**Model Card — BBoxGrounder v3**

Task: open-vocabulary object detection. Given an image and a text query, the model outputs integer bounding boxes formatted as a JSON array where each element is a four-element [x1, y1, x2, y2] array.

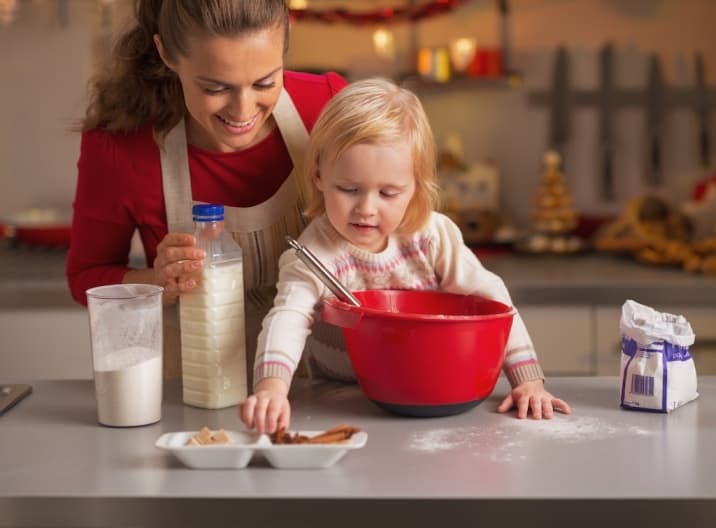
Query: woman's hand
[[239, 378, 291, 434], [497, 379, 571, 419], [153, 232, 205, 305]]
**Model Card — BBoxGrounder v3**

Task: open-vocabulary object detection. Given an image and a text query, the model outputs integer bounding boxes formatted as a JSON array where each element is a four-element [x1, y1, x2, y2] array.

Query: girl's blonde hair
[[303, 78, 439, 234], [80, 0, 288, 138]]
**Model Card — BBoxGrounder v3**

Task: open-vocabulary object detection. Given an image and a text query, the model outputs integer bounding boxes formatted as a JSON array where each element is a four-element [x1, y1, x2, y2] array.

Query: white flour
[[94, 346, 162, 427], [410, 428, 481, 453], [408, 416, 653, 462]]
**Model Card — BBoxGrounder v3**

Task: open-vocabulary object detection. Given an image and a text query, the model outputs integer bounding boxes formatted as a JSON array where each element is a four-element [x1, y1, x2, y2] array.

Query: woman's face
[[157, 24, 285, 153]]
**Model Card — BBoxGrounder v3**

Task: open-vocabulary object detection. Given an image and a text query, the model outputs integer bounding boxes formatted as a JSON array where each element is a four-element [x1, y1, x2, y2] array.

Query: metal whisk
[[285, 236, 361, 307]]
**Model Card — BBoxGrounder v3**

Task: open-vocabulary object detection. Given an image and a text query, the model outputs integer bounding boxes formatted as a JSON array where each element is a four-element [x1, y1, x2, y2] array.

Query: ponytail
[[80, 0, 184, 136]]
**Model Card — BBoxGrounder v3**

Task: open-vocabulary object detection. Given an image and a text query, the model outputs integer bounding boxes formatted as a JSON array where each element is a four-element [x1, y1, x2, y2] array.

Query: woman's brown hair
[[80, 0, 289, 138]]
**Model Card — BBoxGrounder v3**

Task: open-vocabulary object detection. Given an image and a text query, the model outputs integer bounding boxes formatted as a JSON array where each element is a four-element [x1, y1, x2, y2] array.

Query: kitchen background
[[1, 0, 715, 381], [2, 0, 716, 221]]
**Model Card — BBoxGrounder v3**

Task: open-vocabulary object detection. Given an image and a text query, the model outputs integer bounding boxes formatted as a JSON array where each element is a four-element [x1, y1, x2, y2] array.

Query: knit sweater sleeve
[[253, 245, 329, 390], [428, 213, 544, 387]]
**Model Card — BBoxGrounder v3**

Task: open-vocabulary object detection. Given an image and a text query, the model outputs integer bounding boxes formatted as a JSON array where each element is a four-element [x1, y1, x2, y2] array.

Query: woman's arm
[[66, 131, 140, 305], [66, 130, 204, 306]]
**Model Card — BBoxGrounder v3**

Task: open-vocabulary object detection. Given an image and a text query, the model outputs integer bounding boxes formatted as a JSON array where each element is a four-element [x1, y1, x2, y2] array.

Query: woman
[[66, 0, 347, 378]]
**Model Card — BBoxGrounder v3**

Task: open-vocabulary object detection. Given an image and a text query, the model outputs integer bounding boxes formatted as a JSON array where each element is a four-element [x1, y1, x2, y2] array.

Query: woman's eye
[[381, 190, 400, 198], [255, 81, 276, 90], [202, 86, 228, 95]]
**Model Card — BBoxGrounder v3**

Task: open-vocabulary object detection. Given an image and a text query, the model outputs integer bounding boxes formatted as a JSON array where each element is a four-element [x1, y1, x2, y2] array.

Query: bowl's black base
[[371, 398, 484, 418]]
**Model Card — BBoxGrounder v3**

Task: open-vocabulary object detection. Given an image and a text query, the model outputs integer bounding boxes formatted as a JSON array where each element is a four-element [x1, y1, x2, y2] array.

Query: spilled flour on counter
[[408, 416, 653, 461], [409, 428, 481, 453]]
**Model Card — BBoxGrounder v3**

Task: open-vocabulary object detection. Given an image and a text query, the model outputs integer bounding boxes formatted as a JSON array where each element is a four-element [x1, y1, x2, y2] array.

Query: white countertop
[[1, 377, 714, 527]]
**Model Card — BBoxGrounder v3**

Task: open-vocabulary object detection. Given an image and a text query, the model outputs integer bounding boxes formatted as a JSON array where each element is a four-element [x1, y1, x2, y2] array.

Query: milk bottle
[[179, 204, 247, 409]]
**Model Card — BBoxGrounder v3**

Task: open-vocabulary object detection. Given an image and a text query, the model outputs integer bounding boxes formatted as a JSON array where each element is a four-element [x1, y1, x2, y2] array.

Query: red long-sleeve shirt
[[67, 71, 347, 305]]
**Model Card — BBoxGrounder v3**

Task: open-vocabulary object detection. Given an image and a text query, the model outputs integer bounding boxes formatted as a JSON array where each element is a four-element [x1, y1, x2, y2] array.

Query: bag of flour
[[619, 299, 698, 412]]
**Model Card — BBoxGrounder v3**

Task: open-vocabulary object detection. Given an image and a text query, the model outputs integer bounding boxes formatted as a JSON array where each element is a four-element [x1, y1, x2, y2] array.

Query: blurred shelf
[[400, 72, 524, 93]]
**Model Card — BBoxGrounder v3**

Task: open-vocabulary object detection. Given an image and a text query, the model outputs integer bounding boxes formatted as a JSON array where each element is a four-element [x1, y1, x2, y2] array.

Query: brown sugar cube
[[211, 429, 230, 444], [185, 426, 231, 445], [195, 426, 212, 444]]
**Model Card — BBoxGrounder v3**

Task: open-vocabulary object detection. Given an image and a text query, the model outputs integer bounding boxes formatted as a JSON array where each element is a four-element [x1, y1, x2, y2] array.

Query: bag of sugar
[[619, 299, 698, 412]]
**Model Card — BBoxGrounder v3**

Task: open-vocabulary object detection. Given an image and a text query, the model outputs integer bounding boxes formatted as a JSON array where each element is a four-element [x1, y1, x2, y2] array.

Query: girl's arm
[[430, 213, 570, 418], [241, 248, 327, 433], [430, 213, 543, 386]]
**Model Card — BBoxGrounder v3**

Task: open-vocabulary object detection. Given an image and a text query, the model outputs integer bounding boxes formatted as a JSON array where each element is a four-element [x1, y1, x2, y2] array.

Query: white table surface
[[1, 376, 714, 527]]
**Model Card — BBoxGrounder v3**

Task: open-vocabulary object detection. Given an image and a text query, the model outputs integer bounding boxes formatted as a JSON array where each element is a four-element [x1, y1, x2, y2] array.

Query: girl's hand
[[239, 378, 291, 434], [496, 379, 571, 419], [153, 232, 205, 305]]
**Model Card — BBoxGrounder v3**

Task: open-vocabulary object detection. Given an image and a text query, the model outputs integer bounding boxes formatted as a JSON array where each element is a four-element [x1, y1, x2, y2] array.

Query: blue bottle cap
[[192, 204, 224, 221]]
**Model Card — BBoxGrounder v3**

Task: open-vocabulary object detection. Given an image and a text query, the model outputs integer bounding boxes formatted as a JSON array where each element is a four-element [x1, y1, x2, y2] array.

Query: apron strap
[[273, 88, 310, 204], [157, 88, 311, 381], [160, 88, 309, 232], [160, 118, 194, 234]]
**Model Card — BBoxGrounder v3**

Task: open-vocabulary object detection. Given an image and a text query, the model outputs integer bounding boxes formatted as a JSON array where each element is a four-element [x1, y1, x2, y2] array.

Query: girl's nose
[[354, 194, 377, 217]]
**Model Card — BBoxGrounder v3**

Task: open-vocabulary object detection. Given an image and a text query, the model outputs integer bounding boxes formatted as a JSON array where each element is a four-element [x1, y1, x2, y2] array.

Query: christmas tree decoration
[[517, 150, 585, 254]]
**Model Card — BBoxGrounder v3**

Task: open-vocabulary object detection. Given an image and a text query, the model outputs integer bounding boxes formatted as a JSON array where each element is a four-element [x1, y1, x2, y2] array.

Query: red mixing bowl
[[322, 290, 515, 417]]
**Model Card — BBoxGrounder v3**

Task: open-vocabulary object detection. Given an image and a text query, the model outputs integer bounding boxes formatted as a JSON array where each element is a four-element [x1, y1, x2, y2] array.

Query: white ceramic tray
[[155, 429, 368, 470], [155, 430, 265, 469], [260, 430, 368, 469]]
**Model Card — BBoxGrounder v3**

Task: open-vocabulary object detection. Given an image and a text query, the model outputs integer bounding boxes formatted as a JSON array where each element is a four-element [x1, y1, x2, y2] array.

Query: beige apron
[[159, 89, 310, 384]]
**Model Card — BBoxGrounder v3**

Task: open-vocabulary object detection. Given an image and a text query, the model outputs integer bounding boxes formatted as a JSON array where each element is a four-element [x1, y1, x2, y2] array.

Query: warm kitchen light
[[289, 0, 308, 10], [417, 47, 432, 76], [0, 0, 17, 26], [372, 28, 395, 60], [449, 37, 477, 73]]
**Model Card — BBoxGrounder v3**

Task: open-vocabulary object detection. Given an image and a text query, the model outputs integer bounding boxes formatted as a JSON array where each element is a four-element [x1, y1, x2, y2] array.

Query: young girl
[[240, 78, 571, 432]]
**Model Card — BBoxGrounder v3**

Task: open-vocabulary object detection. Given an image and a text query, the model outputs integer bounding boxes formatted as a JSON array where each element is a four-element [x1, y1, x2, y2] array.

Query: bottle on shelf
[[179, 204, 247, 409]]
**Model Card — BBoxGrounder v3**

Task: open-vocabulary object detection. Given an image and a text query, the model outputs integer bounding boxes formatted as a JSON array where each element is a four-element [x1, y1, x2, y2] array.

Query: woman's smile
[[216, 113, 258, 135]]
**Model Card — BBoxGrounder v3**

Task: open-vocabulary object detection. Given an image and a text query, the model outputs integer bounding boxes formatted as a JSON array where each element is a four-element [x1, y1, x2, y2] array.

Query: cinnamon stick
[[270, 425, 360, 445]]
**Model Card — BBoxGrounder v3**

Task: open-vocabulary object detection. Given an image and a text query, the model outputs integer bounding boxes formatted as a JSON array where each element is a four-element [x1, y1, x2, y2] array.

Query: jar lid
[[192, 204, 224, 221]]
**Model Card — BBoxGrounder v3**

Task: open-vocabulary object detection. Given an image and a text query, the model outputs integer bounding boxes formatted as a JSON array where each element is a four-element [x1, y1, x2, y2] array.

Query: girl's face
[[157, 24, 285, 153], [315, 141, 416, 253]]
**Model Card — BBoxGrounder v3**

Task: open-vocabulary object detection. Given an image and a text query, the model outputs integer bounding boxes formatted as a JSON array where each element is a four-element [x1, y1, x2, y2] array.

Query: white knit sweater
[[254, 212, 544, 389]]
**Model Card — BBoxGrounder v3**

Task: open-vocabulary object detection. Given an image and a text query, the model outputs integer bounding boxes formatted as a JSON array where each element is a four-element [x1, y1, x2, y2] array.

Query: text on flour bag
[[179, 204, 247, 409]]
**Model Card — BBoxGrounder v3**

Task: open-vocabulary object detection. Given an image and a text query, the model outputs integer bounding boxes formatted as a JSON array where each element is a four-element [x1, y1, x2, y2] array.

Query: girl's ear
[[313, 169, 324, 192], [153, 34, 176, 72]]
